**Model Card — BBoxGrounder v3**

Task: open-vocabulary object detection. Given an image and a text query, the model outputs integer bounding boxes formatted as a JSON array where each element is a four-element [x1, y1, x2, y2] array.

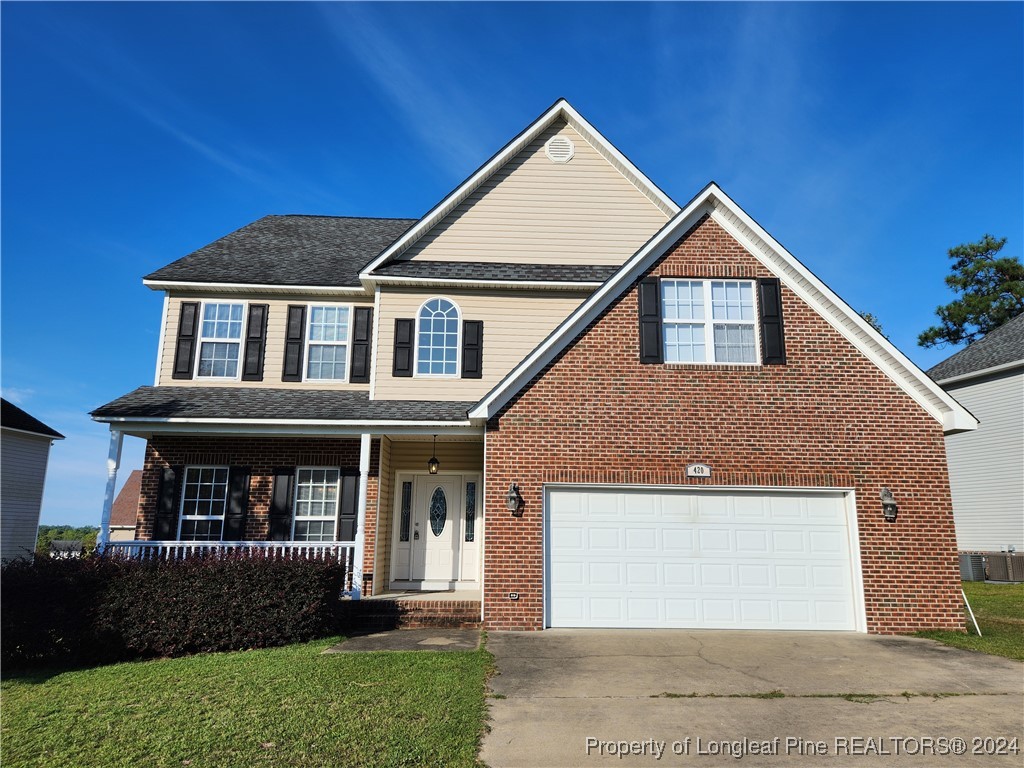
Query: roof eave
[[142, 279, 370, 296]]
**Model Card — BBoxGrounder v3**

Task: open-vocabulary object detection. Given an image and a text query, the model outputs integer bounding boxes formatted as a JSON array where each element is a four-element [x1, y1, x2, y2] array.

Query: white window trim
[[413, 296, 462, 379], [194, 300, 248, 381], [302, 303, 353, 383], [662, 278, 761, 366], [291, 466, 342, 542], [177, 465, 230, 541]]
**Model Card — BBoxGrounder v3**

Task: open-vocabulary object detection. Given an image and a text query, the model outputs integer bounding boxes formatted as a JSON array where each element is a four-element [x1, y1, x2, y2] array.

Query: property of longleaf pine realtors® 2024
[[583, 735, 1017, 759]]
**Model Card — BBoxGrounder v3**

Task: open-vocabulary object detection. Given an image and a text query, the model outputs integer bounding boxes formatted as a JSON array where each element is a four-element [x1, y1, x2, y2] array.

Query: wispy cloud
[[19, 8, 349, 211], [1, 387, 35, 405], [318, 4, 491, 174]]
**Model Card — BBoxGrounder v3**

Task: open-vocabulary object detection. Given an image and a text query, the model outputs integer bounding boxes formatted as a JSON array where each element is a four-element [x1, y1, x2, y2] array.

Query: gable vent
[[545, 136, 575, 163]]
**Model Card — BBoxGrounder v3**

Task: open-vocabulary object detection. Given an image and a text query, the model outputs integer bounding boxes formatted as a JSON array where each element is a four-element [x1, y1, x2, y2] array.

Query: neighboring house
[[109, 470, 142, 541], [1, 399, 64, 562], [91, 100, 977, 634], [927, 313, 1024, 553]]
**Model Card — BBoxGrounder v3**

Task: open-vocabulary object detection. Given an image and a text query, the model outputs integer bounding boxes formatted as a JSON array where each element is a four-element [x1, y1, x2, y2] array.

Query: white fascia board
[[703, 187, 977, 435], [470, 183, 978, 436], [363, 275, 603, 291], [0, 426, 65, 441], [935, 359, 1024, 387], [359, 99, 679, 280], [90, 417, 485, 439], [143, 279, 370, 297], [469, 191, 715, 420]]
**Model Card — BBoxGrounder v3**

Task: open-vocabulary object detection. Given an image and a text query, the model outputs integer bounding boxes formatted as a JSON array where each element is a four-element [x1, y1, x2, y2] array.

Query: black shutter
[[392, 318, 414, 377], [349, 307, 373, 384], [269, 468, 296, 541], [638, 278, 663, 364], [282, 305, 307, 382], [757, 278, 787, 365], [337, 472, 359, 542], [154, 465, 183, 540], [461, 320, 483, 379], [171, 302, 200, 379], [241, 304, 269, 381], [223, 467, 251, 541]]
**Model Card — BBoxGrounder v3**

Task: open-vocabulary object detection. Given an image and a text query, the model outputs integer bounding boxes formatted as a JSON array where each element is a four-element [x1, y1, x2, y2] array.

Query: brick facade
[[482, 215, 964, 634], [137, 436, 380, 593]]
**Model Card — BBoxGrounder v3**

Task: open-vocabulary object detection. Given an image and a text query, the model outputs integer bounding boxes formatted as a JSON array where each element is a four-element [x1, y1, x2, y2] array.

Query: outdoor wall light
[[881, 487, 898, 522], [427, 434, 439, 475], [506, 483, 524, 516]]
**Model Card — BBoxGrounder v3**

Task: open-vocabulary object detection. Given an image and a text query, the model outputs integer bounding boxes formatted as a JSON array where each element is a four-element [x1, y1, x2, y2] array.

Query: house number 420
[[686, 463, 712, 478]]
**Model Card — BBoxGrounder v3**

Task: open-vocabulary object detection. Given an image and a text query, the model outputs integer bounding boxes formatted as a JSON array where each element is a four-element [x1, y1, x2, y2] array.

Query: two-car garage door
[[546, 487, 863, 631]]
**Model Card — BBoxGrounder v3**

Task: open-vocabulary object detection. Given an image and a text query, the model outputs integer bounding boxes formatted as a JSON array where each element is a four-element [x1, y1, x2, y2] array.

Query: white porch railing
[[103, 541, 356, 587]]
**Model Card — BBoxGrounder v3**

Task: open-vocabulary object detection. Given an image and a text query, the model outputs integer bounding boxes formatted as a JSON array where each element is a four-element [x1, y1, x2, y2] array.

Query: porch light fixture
[[427, 434, 440, 475], [506, 483, 524, 516], [881, 487, 898, 522]]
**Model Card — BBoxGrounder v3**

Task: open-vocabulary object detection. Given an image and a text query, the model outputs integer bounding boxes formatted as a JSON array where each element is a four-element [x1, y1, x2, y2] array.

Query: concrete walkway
[[481, 630, 1023, 767], [324, 628, 480, 653]]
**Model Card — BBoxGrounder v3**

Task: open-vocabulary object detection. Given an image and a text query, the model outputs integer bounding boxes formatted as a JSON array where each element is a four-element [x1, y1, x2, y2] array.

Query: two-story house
[[92, 100, 976, 633]]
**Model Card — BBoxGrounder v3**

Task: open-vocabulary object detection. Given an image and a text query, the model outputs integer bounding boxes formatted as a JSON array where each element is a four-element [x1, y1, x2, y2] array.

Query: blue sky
[[2, 2, 1022, 527]]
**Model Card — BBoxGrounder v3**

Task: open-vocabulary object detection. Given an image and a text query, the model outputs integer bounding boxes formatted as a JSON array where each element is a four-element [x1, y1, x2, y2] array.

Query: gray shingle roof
[[371, 260, 617, 283], [1, 399, 63, 438], [927, 313, 1024, 381], [91, 387, 474, 422], [145, 215, 416, 287]]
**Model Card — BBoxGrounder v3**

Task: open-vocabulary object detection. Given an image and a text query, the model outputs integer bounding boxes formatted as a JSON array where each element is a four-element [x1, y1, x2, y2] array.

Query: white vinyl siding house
[[941, 369, 1024, 552], [1, 401, 63, 562]]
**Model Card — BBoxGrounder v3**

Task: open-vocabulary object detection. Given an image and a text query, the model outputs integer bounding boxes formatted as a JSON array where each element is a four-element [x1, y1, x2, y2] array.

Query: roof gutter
[[934, 359, 1024, 387], [143, 279, 370, 296]]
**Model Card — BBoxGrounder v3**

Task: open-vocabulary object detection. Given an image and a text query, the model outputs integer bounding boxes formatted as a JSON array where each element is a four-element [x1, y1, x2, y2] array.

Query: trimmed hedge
[[1, 554, 346, 667]]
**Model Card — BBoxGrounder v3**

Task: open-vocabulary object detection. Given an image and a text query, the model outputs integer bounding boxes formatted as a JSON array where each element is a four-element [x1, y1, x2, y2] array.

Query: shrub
[[1, 553, 345, 668]]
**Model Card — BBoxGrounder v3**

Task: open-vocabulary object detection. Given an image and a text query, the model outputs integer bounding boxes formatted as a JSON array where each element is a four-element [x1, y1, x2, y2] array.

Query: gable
[[469, 184, 977, 434], [398, 120, 669, 266]]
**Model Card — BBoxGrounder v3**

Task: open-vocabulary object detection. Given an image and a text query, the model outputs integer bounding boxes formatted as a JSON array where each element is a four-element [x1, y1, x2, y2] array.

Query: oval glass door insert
[[429, 487, 447, 537]]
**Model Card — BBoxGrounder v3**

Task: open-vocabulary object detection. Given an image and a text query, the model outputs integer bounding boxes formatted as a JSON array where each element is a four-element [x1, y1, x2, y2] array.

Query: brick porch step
[[342, 598, 482, 631]]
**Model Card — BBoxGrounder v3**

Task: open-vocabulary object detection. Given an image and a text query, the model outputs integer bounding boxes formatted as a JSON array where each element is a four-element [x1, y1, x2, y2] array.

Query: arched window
[[416, 298, 460, 376]]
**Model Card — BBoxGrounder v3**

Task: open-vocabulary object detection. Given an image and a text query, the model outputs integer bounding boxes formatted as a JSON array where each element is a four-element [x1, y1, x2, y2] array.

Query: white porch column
[[351, 432, 371, 599], [97, 428, 124, 552]]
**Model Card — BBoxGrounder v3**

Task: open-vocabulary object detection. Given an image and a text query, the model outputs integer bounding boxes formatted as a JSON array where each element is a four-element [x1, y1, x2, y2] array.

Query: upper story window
[[197, 302, 244, 378], [662, 280, 758, 364], [178, 466, 229, 541], [306, 305, 350, 381], [416, 298, 460, 376]]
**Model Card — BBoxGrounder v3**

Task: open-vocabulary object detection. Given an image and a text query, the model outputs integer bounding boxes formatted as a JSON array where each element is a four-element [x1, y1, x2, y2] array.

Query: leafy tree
[[859, 312, 885, 336], [919, 234, 1024, 348], [35, 525, 99, 555]]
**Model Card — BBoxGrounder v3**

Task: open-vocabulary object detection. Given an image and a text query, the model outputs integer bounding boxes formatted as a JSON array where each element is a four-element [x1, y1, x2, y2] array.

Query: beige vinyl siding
[[374, 288, 588, 400], [399, 120, 669, 266], [374, 436, 393, 593], [158, 294, 373, 388], [1, 430, 54, 562], [943, 369, 1024, 551]]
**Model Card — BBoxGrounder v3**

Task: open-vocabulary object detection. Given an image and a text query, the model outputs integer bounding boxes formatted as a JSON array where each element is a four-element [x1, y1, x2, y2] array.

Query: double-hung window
[[178, 466, 229, 541], [416, 298, 460, 376], [306, 305, 350, 381], [662, 279, 758, 364], [197, 302, 244, 378], [292, 468, 341, 542]]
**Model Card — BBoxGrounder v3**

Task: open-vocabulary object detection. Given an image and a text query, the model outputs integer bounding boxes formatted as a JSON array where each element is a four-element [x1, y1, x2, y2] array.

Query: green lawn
[[916, 581, 1024, 660], [1, 637, 491, 768]]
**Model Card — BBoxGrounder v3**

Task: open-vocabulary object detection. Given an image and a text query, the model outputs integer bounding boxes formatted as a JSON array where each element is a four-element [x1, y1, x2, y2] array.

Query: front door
[[410, 475, 461, 582]]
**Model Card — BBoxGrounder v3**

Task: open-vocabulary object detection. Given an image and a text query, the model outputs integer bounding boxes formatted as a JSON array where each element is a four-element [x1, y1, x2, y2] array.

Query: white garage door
[[546, 488, 862, 631]]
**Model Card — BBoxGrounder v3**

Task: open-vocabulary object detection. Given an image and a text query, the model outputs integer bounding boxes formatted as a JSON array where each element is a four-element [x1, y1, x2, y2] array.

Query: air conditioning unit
[[959, 553, 986, 581], [985, 554, 1024, 582]]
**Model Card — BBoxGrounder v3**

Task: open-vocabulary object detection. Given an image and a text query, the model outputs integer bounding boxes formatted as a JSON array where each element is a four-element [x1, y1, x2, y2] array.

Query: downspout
[[352, 432, 371, 599], [97, 428, 124, 552]]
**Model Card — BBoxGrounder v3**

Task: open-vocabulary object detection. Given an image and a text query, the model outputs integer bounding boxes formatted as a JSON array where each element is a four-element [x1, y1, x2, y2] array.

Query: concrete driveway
[[481, 631, 1023, 767]]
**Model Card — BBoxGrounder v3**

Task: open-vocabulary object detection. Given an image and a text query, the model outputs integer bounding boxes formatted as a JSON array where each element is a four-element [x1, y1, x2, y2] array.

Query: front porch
[[98, 426, 485, 606], [343, 588, 482, 631]]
